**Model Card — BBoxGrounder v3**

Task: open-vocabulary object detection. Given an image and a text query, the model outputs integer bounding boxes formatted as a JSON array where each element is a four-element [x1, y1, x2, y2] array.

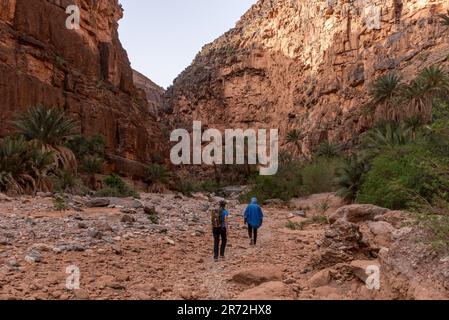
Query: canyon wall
[[0, 0, 164, 176], [133, 70, 165, 119], [165, 0, 449, 156]]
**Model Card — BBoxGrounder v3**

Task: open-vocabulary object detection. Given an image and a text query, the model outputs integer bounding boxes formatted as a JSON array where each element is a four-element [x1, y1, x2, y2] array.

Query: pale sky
[[118, 1, 257, 88]]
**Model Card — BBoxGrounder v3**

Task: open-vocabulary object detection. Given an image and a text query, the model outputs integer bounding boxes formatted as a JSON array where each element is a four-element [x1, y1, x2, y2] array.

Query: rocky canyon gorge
[[1, 0, 449, 302], [2, 0, 448, 166], [165, 0, 449, 156]]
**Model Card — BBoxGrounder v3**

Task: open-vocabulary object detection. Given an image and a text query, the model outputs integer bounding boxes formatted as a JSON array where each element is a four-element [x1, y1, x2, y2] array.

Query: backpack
[[211, 209, 223, 228]]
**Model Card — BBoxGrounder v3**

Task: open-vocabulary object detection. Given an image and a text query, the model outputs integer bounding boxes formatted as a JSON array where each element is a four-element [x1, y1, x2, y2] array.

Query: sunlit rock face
[[133, 70, 165, 119], [165, 0, 449, 156], [0, 0, 164, 176]]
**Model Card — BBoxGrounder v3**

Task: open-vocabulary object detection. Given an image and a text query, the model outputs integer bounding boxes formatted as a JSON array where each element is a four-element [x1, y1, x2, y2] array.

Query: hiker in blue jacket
[[244, 197, 264, 246]]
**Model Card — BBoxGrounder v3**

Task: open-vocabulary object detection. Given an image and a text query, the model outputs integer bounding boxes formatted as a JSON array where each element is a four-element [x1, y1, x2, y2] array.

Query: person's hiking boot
[[220, 256, 225, 261], [250, 239, 254, 246], [214, 257, 219, 262]]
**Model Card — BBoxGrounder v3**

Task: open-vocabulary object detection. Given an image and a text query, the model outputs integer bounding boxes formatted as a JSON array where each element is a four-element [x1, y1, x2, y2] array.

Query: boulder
[[313, 286, 340, 300], [232, 267, 283, 285], [109, 198, 143, 209], [329, 204, 389, 224], [121, 215, 135, 223], [85, 198, 110, 208], [350, 260, 380, 283], [320, 219, 367, 264], [366, 221, 395, 247], [236, 281, 295, 300], [374, 210, 408, 228], [308, 269, 331, 288]]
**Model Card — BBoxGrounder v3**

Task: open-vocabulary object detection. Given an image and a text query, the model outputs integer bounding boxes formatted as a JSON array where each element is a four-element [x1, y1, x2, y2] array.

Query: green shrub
[[66, 135, 106, 160], [145, 163, 170, 185], [81, 155, 104, 175], [240, 162, 303, 204], [199, 180, 221, 193], [286, 220, 303, 230], [417, 212, 449, 252], [311, 215, 329, 224], [286, 216, 329, 231], [301, 158, 342, 195], [95, 174, 139, 198], [53, 195, 68, 211], [51, 169, 89, 195], [357, 144, 449, 210]]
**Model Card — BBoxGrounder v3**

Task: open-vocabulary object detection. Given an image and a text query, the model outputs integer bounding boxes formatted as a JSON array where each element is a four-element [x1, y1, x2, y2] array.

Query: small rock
[[293, 210, 307, 217], [6, 258, 19, 268], [111, 245, 122, 255], [165, 238, 175, 246], [87, 228, 102, 239], [24, 250, 42, 263], [78, 222, 88, 229], [121, 215, 135, 223]]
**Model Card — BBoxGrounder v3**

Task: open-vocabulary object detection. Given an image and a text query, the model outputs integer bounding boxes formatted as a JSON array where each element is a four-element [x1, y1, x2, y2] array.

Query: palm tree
[[286, 129, 303, 158], [336, 155, 370, 203], [400, 66, 449, 123], [28, 146, 55, 192], [315, 141, 342, 159], [0, 136, 38, 195], [14, 105, 79, 171], [366, 73, 402, 121], [439, 10, 449, 25], [360, 121, 413, 159]]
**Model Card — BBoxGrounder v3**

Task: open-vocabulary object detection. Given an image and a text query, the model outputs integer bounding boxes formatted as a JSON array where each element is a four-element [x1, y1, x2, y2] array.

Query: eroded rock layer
[[165, 0, 449, 155], [133, 70, 165, 118], [0, 0, 164, 176]]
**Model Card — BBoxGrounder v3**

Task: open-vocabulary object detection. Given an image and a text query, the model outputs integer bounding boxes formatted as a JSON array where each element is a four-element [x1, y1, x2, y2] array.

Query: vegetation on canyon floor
[[242, 62, 449, 250]]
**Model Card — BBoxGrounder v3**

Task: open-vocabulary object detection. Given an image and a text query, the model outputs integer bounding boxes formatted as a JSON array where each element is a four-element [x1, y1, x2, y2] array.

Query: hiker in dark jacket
[[211, 200, 229, 262], [244, 197, 264, 245]]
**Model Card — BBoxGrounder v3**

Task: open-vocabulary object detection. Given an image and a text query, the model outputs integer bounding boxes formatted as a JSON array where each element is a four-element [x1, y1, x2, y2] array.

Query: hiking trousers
[[213, 227, 227, 259], [248, 225, 258, 245]]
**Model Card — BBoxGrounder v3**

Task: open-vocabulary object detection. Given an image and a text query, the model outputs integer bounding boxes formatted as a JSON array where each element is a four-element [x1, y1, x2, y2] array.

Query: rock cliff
[[133, 70, 165, 118], [165, 0, 449, 156], [0, 0, 164, 176]]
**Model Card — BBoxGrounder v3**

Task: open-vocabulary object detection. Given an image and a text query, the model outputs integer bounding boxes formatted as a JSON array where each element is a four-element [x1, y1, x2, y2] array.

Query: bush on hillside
[[95, 174, 139, 198], [357, 143, 449, 210]]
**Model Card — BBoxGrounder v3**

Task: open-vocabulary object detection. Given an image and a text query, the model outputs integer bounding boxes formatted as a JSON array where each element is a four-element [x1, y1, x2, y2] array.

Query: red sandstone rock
[[0, 0, 165, 177], [164, 0, 449, 156]]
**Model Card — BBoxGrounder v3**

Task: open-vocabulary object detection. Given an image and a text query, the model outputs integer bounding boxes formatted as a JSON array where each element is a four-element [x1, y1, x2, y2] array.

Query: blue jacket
[[244, 198, 264, 228]]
